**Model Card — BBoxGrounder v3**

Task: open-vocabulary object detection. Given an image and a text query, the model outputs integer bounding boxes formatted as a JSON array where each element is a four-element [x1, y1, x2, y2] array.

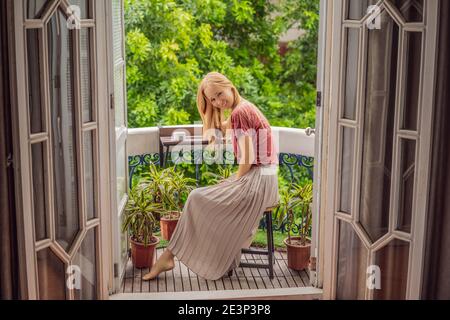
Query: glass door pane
[[73, 228, 97, 299], [31, 142, 49, 241], [26, 28, 45, 134], [359, 11, 399, 242], [336, 221, 368, 299], [48, 10, 80, 252], [374, 239, 410, 299], [26, 0, 51, 19], [37, 248, 67, 300]]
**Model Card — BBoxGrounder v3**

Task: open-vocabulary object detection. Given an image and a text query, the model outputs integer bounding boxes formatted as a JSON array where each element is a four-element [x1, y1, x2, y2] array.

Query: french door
[[12, 0, 112, 299], [322, 0, 439, 299]]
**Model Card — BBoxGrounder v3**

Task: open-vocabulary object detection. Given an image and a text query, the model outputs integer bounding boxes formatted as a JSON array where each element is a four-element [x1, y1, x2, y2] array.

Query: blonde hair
[[197, 72, 242, 143]]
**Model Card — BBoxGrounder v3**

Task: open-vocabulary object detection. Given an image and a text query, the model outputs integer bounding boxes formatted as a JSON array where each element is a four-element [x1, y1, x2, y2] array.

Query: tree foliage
[[125, 0, 319, 129]]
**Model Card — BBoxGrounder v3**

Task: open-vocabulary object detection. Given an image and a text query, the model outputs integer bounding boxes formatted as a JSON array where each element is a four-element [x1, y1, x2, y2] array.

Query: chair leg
[[227, 269, 233, 277], [270, 213, 275, 265], [266, 211, 274, 279]]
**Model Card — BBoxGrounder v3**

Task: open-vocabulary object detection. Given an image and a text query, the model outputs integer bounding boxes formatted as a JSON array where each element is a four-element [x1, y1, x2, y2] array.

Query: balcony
[[116, 125, 320, 299]]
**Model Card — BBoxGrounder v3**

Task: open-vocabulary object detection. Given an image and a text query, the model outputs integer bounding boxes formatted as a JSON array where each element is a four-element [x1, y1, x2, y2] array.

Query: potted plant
[[202, 164, 236, 185], [122, 186, 162, 269], [278, 181, 313, 271], [159, 166, 195, 241], [139, 163, 195, 241], [137, 163, 167, 221]]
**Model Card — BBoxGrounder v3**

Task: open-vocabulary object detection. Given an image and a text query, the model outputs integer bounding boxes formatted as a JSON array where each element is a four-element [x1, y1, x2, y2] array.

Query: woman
[[143, 72, 279, 281]]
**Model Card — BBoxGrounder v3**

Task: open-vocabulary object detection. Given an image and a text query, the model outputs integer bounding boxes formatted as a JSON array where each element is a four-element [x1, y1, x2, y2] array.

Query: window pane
[[48, 11, 80, 251], [359, 12, 399, 242], [112, 0, 126, 128], [397, 139, 416, 233], [31, 143, 48, 241], [394, 0, 424, 22], [117, 142, 126, 204], [26, 0, 51, 19], [112, 0, 124, 63], [346, 0, 378, 20], [114, 65, 125, 127], [374, 239, 410, 300], [80, 28, 93, 123], [339, 126, 355, 214], [336, 220, 367, 300], [120, 213, 128, 267], [27, 29, 44, 134], [73, 228, 97, 299], [84, 131, 96, 220], [401, 32, 422, 131], [69, 0, 91, 19], [343, 28, 359, 120], [37, 248, 66, 300]]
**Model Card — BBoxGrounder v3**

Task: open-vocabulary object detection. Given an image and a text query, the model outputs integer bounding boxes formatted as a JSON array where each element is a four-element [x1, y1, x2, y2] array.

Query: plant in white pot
[[122, 186, 162, 269], [277, 181, 313, 271]]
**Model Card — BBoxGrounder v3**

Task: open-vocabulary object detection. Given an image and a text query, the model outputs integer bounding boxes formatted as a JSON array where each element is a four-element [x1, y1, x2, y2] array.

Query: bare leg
[[142, 248, 175, 281]]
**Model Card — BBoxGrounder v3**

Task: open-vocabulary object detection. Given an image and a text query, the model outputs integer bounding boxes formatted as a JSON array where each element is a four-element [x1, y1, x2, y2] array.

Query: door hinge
[[55, 75, 61, 89], [316, 91, 322, 108], [113, 263, 119, 278], [110, 94, 115, 110], [6, 153, 13, 168]]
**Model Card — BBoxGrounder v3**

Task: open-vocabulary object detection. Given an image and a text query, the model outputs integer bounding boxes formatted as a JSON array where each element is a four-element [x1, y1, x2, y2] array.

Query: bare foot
[[142, 251, 175, 281]]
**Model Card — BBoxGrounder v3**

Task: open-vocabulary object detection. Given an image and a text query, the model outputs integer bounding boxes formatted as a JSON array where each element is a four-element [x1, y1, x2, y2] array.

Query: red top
[[230, 101, 278, 166]]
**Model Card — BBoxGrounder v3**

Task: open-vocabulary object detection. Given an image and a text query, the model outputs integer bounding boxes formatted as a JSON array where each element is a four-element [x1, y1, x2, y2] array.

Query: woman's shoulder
[[231, 99, 256, 116]]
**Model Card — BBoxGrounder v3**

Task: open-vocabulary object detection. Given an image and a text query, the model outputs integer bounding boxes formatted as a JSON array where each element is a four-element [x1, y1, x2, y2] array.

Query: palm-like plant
[[276, 181, 314, 246], [139, 163, 196, 219], [296, 182, 313, 246], [122, 188, 162, 246], [137, 163, 167, 204], [159, 166, 196, 218], [203, 165, 236, 185]]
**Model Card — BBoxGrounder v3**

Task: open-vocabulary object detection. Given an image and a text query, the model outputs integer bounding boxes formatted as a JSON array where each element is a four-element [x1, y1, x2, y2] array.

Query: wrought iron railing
[[128, 151, 314, 233]]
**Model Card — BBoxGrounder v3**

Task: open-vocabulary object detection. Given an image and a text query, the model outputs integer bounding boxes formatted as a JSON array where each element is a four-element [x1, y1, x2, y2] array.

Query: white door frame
[[322, 0, 439, 299], [95, 0, 115, 298], [104, 0, 129, 294], [312, 0, 333, 289]]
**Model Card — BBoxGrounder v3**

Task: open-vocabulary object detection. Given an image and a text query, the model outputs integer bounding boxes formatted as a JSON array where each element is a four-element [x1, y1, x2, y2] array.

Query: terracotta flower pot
[[160, 211, 180, 241], [130, 236, 160, 269], [284, 236, 311, 271]]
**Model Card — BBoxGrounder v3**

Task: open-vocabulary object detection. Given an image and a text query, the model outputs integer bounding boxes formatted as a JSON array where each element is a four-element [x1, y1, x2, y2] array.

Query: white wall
[[127, 126, 315, 157]]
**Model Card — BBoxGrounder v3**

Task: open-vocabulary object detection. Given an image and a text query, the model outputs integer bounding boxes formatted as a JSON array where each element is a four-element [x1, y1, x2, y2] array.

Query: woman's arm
[[236, 135, 255, 179]]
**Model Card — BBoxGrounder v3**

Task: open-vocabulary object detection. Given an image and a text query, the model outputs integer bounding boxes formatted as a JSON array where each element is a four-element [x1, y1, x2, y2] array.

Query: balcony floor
[[121, 247, 310, 293]]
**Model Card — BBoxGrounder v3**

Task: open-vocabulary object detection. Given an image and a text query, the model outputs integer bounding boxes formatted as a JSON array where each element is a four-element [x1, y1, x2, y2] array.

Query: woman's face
[[204, 83, 235, 110]]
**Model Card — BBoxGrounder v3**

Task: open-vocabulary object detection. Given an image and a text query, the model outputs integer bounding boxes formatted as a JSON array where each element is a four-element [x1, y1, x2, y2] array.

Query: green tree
[[125, 0, 319, 129]]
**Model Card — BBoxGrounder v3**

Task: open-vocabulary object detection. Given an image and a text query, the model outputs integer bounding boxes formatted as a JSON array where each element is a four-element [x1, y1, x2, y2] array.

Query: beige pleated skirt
[[166, 164, 279, 280]]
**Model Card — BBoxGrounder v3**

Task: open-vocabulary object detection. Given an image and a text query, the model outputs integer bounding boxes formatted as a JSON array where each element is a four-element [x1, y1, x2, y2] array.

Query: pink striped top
[[230, 101, 278, 166]]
